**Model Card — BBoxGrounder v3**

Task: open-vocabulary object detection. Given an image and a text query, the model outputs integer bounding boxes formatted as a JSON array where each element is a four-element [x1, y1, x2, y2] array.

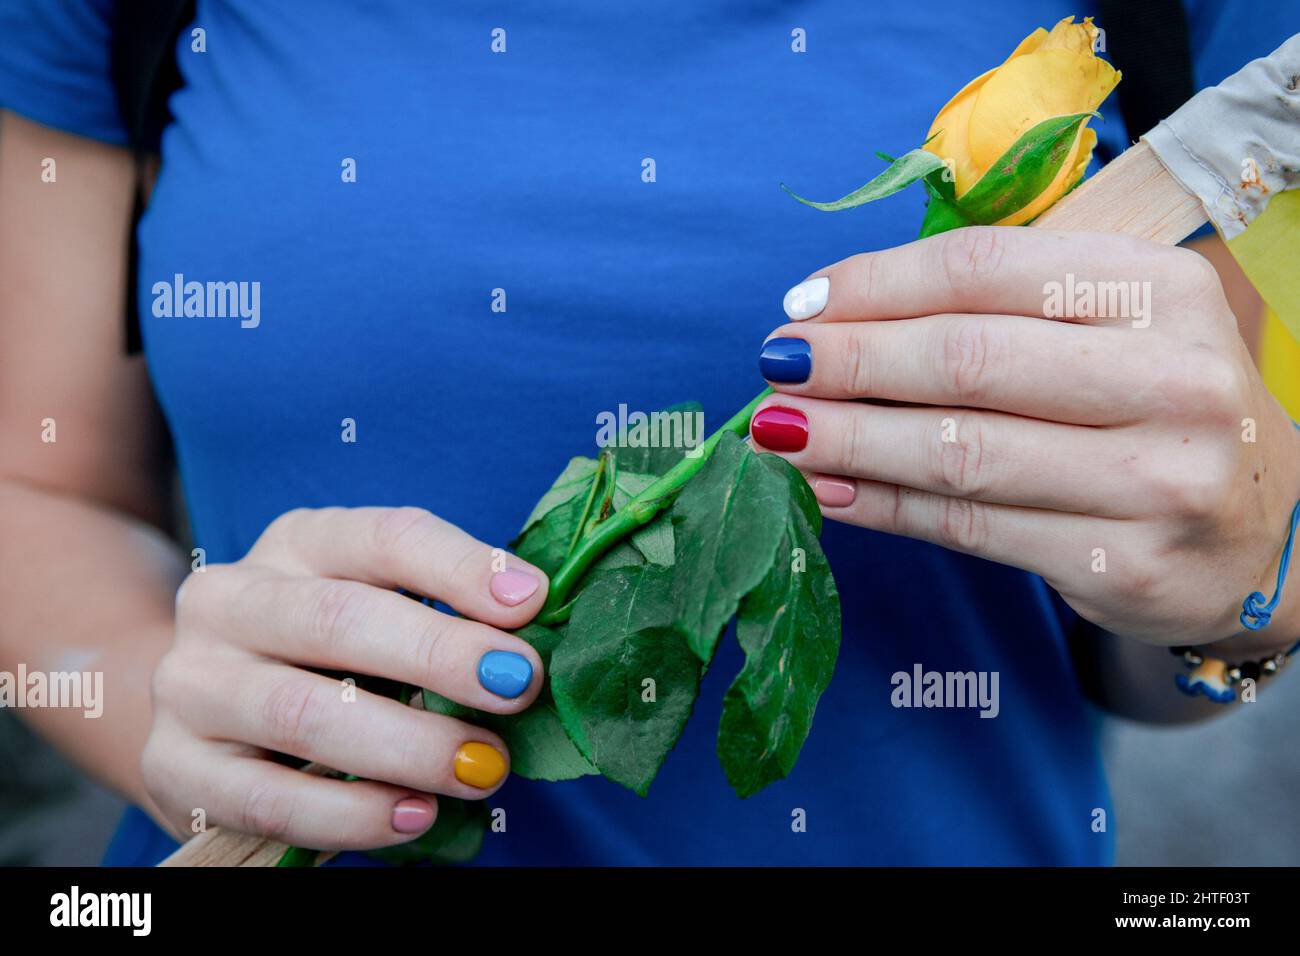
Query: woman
[[1, 0, 1297, 866]]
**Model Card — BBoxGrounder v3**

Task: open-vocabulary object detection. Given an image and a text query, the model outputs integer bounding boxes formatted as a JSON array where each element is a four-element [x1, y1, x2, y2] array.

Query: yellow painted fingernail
[[454, 741, 507, 789]]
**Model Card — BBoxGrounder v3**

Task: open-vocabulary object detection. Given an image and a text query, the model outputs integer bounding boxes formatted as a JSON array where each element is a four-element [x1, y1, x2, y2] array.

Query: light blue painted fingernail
[[477, 650, 533, 699]]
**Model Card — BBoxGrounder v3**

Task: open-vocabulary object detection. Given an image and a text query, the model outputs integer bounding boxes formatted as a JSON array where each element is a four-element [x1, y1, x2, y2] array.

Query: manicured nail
[[391, 797, 434, 834], [454, 741, 508, 789], [477, 650, 534, 699], [489, 568, 539, 606], [759, 337, 812, 384], [783, 276, 829, 321], [813, 475, 857, 508], [751, 406, 808, 452]]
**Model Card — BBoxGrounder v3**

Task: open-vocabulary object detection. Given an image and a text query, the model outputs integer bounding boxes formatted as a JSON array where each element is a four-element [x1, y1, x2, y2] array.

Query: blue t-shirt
[[2, 0, 1291, 866]]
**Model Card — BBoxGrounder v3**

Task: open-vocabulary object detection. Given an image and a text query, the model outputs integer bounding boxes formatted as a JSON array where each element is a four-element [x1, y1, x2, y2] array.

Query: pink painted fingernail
[[813, 475, 857, 508], [490, 568, 540, 606], [391, 797, 434, 834]]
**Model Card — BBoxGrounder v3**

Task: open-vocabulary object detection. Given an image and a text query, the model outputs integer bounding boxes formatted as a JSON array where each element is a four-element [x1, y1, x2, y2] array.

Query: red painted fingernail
[[391, 797, 434, 834], [813, 475, 857, 508], [751, 406, 808, 452]]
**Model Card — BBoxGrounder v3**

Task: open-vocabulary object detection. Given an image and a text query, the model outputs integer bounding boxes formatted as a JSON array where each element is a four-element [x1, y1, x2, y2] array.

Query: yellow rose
[[923, 16, 1121, 225]]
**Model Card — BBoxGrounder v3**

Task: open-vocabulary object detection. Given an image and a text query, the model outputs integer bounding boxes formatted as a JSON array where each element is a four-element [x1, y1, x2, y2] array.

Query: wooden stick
[[1032, 139, 1206, 243], [156, 136, 1205, 868]]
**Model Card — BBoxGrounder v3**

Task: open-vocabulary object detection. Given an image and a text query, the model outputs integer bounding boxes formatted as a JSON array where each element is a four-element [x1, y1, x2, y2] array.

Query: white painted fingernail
[[783, 276, 829, 321]]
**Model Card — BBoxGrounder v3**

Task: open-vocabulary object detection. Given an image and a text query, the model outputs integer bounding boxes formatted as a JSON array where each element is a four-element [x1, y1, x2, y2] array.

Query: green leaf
[[422, 623, 596, 782], [366, 797, 490, 865], [670, 432, 788, 662], [953, 112, 1094, 224], [517, 457, 599, 535], [550, 565, 702, 796], [717, 455, 841, 798], [782, 148, 947, 212]]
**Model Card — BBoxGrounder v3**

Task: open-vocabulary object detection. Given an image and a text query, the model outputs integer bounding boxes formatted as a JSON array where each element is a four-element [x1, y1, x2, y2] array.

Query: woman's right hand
[[141, 506, 549, 850]]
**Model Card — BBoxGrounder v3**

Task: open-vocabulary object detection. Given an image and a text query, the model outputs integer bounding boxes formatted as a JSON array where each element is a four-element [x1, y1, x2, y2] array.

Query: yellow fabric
[[1227, 190, 1300, 350], [1261, 308, 1300, 420]]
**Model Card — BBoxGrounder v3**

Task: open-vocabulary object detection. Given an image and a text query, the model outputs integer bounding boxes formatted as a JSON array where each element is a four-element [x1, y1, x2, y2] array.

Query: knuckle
[[1153, 353, 1244, 421], [1169, 247, 1222, 297], [940, 227, 1006, 296], [413, 615, 453, 685], [149, 651, 189, 712], [935, 495, 988, 553], [261, 676, 328, 751], [372, 506, 442, 557], [933, 415, 989, 498], [1115, 563, 1163, 604], [836, 409, 872, 476], [1160, 454, 1235, 521], [308, 579, 369, 650], [444, 539, 487, 590], [843, 328, 873, 396], [173, 565, 228, 626], [262, 507, 313, 543], [940, 319, 1002, 405], [236, 779, 298, 841]]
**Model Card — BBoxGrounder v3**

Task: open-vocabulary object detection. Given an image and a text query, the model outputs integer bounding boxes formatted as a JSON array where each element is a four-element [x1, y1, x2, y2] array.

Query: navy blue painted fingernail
[[759, 337, 812, 384], [477, 650, 534, 699]]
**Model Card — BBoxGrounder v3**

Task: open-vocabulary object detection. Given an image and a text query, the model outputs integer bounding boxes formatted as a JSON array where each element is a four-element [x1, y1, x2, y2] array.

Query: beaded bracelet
[[1171, 642, 1299, 703]]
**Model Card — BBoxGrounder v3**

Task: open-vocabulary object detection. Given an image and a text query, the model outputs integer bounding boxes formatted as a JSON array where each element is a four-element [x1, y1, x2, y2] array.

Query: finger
[[781, 227, 1182, 327], [810, 476, 1096, 582], [760, 314, 1152, 426], [205, 663, 511, 800], [166, 740, 441, 851], [750, 395, 1146, 516], [212, 571, 543, 712], [249, 507, 548, 629]]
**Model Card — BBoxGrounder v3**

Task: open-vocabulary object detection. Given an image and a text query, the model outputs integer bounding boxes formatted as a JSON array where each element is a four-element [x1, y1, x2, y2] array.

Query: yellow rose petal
[[1039, 15, 1099, 55], [967, 48, 1119, 173]]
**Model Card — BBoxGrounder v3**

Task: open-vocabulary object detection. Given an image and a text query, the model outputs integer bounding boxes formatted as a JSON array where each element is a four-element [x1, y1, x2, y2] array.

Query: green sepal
[[950, 112, 1095, 224]]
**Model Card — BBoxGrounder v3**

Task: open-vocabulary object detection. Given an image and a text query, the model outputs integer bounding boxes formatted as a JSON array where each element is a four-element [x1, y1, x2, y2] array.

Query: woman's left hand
[[754, 226, 1300, 651]]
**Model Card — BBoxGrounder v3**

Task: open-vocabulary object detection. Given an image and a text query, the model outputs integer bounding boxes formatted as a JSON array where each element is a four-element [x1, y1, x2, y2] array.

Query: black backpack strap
[[110, 0, 194, 354], [1096, 0, 1195, 153]]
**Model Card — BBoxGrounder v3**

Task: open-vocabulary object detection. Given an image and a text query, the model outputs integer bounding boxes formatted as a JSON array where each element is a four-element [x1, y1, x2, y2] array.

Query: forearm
[[0, 476, 185, 813]]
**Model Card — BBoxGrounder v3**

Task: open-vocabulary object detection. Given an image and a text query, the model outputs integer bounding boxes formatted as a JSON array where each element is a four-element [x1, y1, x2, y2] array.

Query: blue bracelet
[[1240, 420, 1300, 631], [1241, 499, 1300, 630]]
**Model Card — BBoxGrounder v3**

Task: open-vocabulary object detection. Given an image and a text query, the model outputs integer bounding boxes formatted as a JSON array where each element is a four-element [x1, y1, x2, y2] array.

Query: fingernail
[[783, 276, 829, 321], [489, 568, 539, 606], [391, 797, 434, 834], [759, 337, 812, 384], [751, 406, 808, 452], [813, 475, 857, 508], [454, 741, 508, 789], [477, 650, 534, 699]]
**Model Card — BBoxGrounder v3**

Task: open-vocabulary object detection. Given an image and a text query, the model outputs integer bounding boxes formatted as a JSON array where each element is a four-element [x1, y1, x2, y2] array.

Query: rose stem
[[537, 386, 773, 623]]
